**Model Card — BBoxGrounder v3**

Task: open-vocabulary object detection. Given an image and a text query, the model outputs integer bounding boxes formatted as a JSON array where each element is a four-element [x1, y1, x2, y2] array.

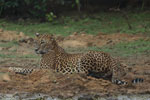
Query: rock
[[0, 29, 3, 32], [0, 72, 11, 82], [0, 47, 3, 51]]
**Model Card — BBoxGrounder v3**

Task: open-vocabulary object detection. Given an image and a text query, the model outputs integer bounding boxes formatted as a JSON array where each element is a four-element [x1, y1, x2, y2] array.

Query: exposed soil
[[0, 65, 150, 99], [0, 29, 28, 42], [0, 29, 150, 99], [0, 28, 146, 48], [57, 32, 146, 48]]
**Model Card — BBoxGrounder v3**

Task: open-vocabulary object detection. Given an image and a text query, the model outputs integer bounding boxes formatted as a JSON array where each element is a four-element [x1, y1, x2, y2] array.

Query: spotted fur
[[9, 33, 143, 85]]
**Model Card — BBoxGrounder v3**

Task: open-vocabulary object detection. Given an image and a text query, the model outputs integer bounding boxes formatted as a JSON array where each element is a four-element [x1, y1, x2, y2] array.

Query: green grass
[[99, 39, 150, 57], [66, 39, 150, 57], [0, 54, 39, 58], [0, 11, 150, 36], [0, 39, 149, 58], [0, 41, 18, 48]]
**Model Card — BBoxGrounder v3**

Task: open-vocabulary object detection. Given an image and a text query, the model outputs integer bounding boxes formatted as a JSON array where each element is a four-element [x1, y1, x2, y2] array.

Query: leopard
[[9, 33, 143, 85]]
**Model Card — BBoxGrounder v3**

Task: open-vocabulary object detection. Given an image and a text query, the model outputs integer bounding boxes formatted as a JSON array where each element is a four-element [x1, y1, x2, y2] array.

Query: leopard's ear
[[35, 33, 40, 37]]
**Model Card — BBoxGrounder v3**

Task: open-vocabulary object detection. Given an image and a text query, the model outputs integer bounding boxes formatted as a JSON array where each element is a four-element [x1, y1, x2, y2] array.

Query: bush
[[0, 0, 150, 20], [0, 0, 50, 19], [0, 0, 75, 19], [46, 12, 57, 22]]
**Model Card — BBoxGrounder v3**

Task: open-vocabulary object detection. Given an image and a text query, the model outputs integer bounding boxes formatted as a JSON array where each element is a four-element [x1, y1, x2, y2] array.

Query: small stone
[[53, 80, 57, 83], [0, 47, 2, 51], [0, 28, 3, 32], [0, 72, 11, 82], [19, 32, 25, 37]]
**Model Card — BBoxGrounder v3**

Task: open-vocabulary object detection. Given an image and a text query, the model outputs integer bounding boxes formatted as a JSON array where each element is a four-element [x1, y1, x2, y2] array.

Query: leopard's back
[[41, 52, 85, 74], [40, 50, 121, 80]]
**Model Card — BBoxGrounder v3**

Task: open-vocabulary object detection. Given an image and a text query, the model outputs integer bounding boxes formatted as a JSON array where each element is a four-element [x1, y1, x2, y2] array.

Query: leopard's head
[[34, 33, 57, 54]]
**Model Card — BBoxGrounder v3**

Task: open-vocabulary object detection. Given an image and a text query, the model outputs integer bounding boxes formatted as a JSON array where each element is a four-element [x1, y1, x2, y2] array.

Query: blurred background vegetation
[[0, 0, 150, 36], [0, 0, 150, 20]]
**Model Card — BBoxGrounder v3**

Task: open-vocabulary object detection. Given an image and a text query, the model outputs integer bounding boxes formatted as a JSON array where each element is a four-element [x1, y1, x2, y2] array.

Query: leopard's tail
[[119, 63, 144, 84]]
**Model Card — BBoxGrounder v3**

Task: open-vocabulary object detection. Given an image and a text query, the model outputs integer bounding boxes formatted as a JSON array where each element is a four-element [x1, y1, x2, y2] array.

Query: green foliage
[[46, 12, 57, 22], [29, 0, 48, 18], [75, 0, 80, 4], [0, 0, 75, 18], [0, 0, 18, 15], [0, 0, 49, 18], [0, 12, 150, 36], [75, 0, 81, 12], [1, 0, 150, 19]]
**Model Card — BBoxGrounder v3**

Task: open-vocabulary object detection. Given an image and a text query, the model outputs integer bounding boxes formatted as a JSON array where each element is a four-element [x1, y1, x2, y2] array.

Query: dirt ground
[[57, 32, 147, 48], [0, 29, 150, 99]]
